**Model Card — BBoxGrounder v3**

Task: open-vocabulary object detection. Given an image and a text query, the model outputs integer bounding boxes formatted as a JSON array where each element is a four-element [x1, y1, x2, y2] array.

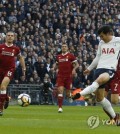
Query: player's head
[[97, 25, 113, 43], [6, 31, 15, 44], [61, 43, 69, 54]]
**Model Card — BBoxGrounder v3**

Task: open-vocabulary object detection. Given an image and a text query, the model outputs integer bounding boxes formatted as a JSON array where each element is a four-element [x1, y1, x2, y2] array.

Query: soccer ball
[[17, 93, 31, 107]]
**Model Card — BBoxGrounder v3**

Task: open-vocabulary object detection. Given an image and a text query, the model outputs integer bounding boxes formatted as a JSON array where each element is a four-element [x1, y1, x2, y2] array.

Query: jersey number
[[7, 71, 12, 77], [114, 83, 118, 91]]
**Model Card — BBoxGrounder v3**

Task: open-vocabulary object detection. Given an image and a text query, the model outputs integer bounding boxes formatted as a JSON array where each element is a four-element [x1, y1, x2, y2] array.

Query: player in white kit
[[72, 25, 120, 126]]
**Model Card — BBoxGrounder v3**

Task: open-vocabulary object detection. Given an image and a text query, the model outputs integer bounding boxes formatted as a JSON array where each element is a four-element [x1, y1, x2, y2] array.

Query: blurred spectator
[[41, 77, 53, 104], [19, 75, 27, 84], [72, 72, 82, 89]]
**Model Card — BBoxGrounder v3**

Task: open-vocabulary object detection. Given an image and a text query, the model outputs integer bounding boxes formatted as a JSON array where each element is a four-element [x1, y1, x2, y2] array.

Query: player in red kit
[[0, 31, 26, 116], [105, 58, 120, 104], [55, 43, 79, 113]]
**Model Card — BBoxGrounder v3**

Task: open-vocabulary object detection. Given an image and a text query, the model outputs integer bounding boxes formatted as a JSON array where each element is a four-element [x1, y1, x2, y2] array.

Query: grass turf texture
[[0, 105, 120, 134]]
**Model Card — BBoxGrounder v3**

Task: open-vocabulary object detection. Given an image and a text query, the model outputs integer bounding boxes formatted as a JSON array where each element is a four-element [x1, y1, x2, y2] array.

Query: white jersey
[[88, 36, 120, 71]]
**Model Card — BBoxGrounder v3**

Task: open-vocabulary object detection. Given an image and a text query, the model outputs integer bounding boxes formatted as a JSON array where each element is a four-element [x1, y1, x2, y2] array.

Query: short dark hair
[[97, 25, 113, 35], [6, 31, 15, 35]]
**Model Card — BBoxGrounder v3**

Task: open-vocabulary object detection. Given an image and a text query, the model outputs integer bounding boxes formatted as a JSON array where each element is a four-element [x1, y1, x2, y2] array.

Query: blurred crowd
[[0, 0, 120, 89]]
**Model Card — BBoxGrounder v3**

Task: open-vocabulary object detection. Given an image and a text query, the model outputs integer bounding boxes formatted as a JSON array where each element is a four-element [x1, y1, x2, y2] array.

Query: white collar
[[5, 43, 13, 47], [62, 52, 68, 56]]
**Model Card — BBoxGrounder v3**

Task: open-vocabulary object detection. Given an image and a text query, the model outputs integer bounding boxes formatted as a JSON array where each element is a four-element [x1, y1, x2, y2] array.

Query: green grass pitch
[[0, 105, 120, 134]]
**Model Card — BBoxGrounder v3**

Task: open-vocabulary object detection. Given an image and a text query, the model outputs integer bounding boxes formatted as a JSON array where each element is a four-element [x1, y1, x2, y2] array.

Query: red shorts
[[0, 68, 15, 83], [56, 76, 72, 90], [105, 77, 120, 94]]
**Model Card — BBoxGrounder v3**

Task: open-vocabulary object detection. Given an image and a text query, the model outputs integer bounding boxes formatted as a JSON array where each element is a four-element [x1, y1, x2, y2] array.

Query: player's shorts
[[0, 68, 15, 83], [105, 77, 120, 94], [56, 76, 72, 90], [94, 68, 115, 88]]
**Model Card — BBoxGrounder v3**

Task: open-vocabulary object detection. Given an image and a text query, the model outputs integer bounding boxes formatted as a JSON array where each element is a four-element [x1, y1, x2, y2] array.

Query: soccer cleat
[[0, 110, 3, 116], [4, 96, 11, 109], [58, 108, 63, 113], [72, 93, 81, 100], [4, 101, 9, 109], [114, 113, 120, 126]]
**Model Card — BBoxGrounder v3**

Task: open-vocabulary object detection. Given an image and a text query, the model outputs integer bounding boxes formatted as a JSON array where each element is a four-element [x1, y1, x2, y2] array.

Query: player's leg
[[104, 83, 120, 124], [96, 89, 120, 125], [0, 77, 10, 115], [103, 84, 113, 120], [111, 94, 119, 104], [96, 89, 115, 119], [56, 77, 65, 112], [65, 78, 73, 102], [57, 86, 64, 113], [72, 72, 110, 100]]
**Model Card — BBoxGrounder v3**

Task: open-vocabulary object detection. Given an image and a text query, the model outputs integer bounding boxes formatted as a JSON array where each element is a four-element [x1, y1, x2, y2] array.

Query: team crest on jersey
[[102, 48, 115, 54]]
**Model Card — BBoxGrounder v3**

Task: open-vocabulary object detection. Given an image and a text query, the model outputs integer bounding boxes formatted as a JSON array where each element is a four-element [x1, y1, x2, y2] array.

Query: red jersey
[[0, 44, 20, 70], [56, 52, 76, 77], [115, 59, 120, 78]]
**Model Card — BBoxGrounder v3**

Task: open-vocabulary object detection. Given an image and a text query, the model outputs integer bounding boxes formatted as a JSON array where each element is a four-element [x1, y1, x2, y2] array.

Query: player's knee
[[0, 85, 7, 90], [96, 96, 104, 102], [97, 75, 109, 85], [111, 99, 119, 105], [57, 89, 63, 94]]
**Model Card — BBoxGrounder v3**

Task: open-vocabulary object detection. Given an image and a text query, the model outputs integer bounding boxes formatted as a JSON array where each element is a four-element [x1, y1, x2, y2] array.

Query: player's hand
[[72, 69, 76, 76], [83, 69, 90, 75]]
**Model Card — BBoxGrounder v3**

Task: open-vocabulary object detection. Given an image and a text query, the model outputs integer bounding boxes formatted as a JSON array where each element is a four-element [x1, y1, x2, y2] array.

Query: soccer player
[[105, 58, 120, 105], [72, 26, 120, 126], [0, 31, 26, 116], [55, 43, 79, 113]]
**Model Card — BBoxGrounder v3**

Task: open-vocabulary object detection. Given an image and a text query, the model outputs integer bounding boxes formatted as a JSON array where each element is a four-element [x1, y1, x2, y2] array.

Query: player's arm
[[72, 60, 79, 69], [17, 54, 26, 76], [54, 55, 59, 73], [84, 44, 101, 75], [72, 60, 79, 75], [53, 62, 59, 74]]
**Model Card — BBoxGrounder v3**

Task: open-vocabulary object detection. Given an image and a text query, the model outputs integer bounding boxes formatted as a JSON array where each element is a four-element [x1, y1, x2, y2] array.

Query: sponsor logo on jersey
[[2, 51, 14, 56], [102, 48, 115, 54], [59, 58, 68, 62]]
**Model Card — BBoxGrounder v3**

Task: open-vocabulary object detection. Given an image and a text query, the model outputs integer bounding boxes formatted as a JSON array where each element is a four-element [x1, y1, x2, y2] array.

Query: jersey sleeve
[[87, 43, 101, 71], [70, 53, 77, 62], [16, 46, 21, 56]]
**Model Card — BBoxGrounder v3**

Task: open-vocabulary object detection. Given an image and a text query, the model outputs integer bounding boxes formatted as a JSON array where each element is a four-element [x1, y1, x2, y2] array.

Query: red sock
[[0, 94, 7, 111], [58, 94, 63, 108]]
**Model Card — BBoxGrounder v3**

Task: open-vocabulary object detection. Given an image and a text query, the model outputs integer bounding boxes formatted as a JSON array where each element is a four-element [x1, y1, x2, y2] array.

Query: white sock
[[80, 82, 99, 96], [100, 98, 116, 118], [0, 90, 6, 94], [58, 94, 63, 97]]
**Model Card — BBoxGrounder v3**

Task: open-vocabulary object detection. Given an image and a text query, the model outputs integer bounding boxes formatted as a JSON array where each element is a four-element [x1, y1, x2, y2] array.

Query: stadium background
[[0, 0, 120, 105]]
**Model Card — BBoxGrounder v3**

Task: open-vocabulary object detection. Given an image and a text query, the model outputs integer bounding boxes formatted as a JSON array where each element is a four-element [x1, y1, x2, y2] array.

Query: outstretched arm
[[86, 44, 101, 72]]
